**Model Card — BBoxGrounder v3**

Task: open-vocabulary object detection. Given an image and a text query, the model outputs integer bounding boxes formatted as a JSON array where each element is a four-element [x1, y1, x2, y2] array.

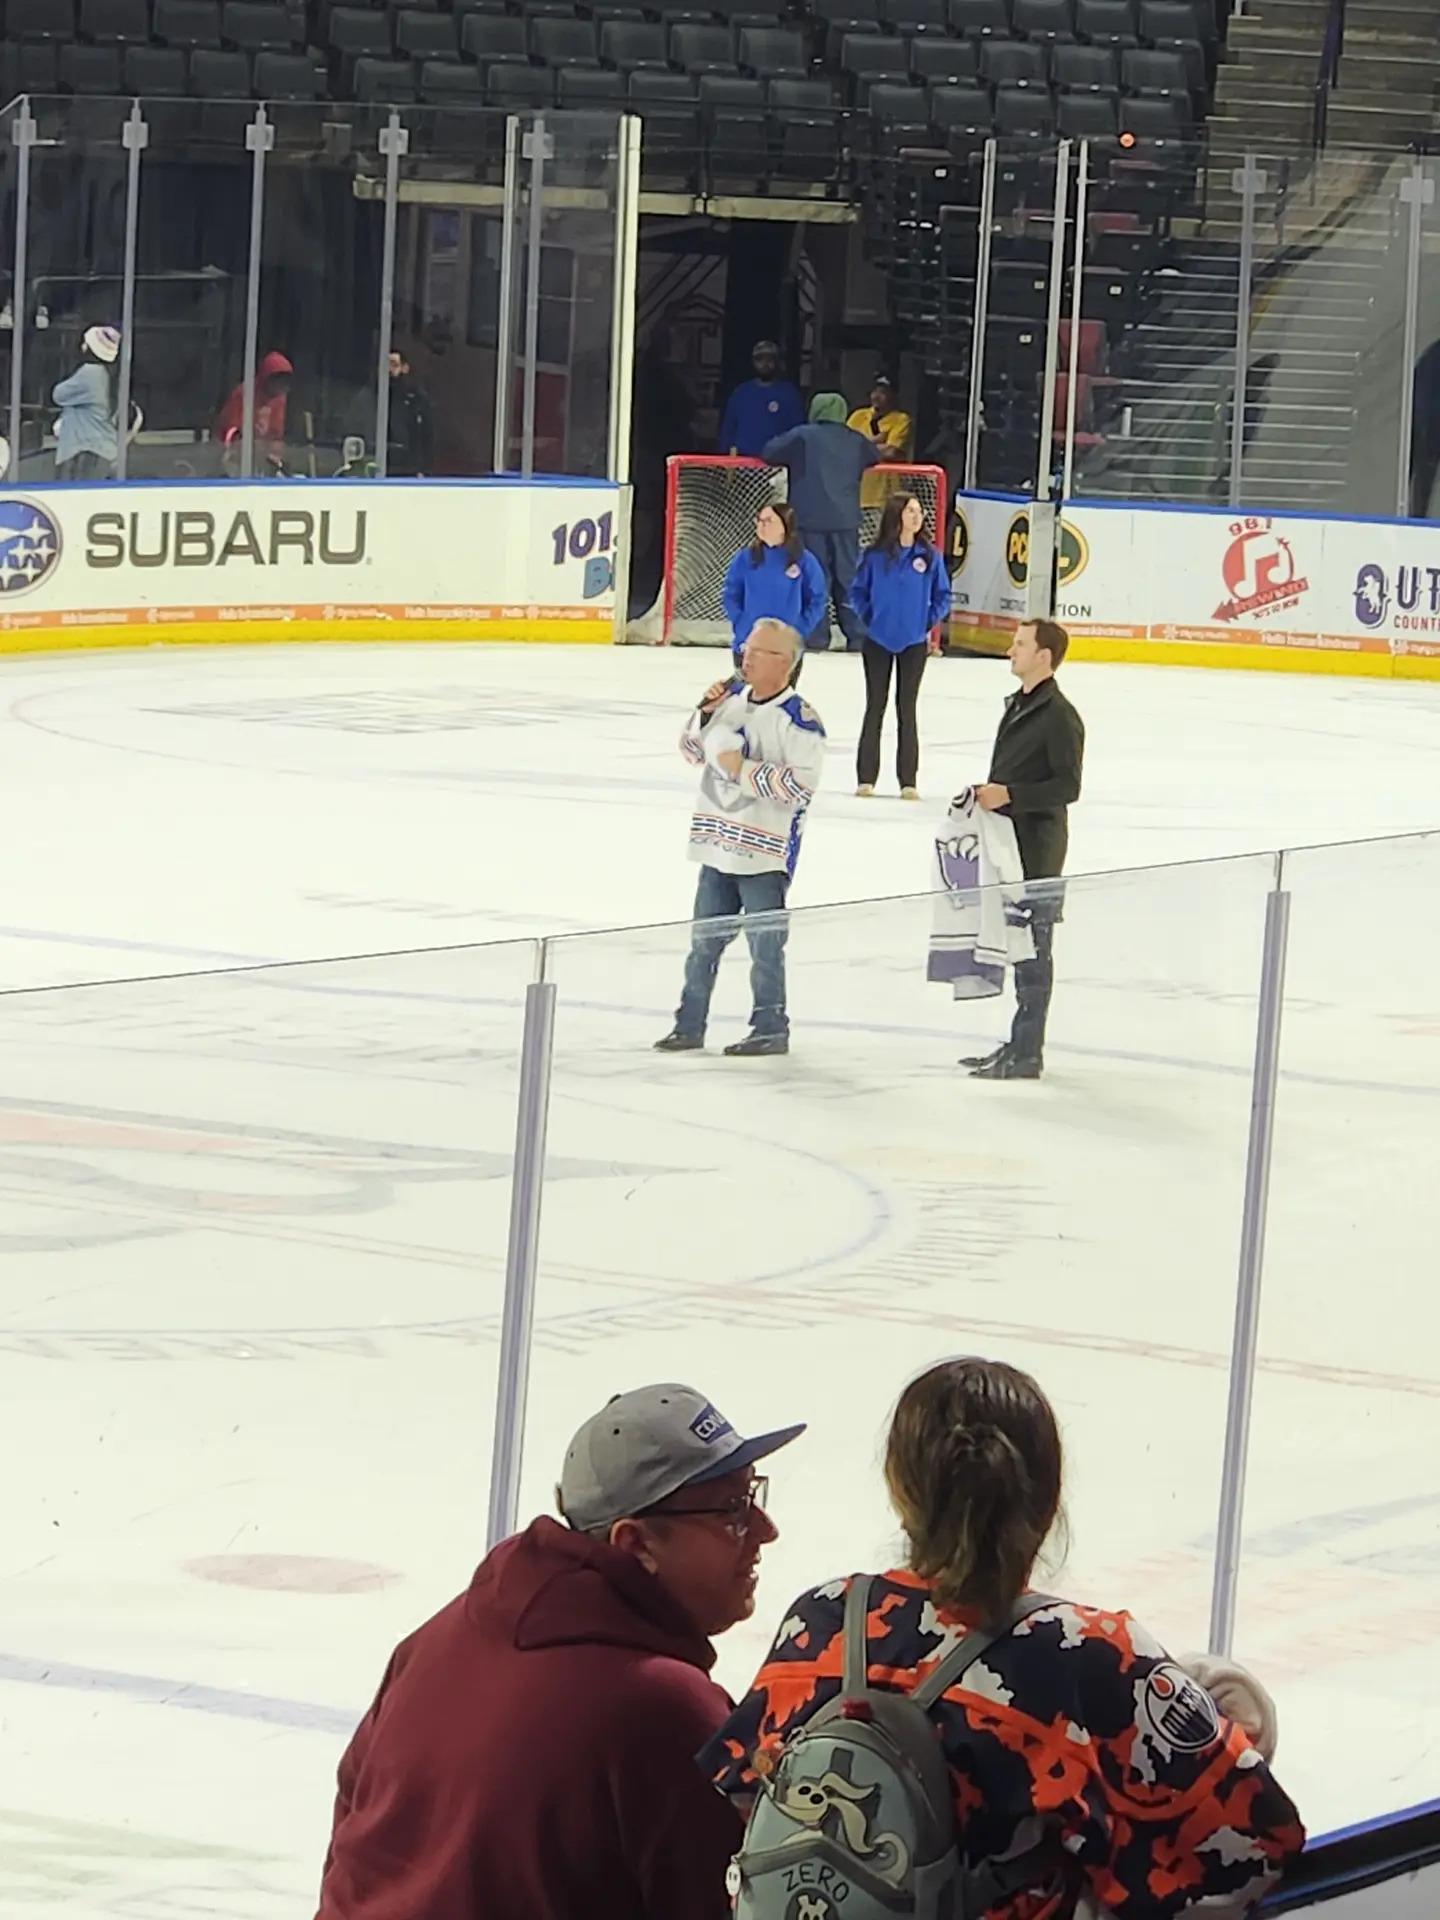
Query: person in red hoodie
[[214, 350, 293, 470], [316, 1383, 803, 1920]]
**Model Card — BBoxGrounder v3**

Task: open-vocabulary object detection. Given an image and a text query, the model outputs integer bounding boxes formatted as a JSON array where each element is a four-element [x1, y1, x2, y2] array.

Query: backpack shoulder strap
[[841, 1574, 874, 1696], [910, 1592, 1057, 1712]]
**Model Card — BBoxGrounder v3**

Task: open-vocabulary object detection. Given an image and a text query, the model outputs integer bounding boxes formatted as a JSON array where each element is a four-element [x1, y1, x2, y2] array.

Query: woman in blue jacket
[[850, 492, 950, 798], [721, 502, 828, 665]]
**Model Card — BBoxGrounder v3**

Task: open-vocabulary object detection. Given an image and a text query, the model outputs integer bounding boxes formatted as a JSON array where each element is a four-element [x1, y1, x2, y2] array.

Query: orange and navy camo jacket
[[702, 1569, 1305, 1919]]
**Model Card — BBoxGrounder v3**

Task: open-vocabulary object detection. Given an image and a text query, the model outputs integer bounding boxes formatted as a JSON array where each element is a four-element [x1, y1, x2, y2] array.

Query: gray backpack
[[728, 1576, 1068, 1920]]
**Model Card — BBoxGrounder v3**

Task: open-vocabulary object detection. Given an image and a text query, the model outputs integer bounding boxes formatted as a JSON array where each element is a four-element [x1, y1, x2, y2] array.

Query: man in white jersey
[[655, 619, 826, 1058]]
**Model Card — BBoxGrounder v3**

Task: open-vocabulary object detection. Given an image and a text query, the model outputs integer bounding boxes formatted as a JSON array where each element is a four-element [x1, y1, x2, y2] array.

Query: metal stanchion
[[240, 107, 274, 480], [1209, 863, 1291, 1658], [114, 104, 148, 483], [372, 111, 410, 481], [485, 955, 558, 1551], [963, 138, 997, 492], [1228, 155, 1265, 511]]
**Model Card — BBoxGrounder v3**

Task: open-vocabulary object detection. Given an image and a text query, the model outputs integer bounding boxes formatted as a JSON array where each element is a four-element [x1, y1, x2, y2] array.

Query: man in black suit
[[966, 619, 1085, 1081]]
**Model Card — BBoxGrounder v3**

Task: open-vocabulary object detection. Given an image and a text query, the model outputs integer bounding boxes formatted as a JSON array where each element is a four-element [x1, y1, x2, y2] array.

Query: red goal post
[[658, 454, 948, 646]]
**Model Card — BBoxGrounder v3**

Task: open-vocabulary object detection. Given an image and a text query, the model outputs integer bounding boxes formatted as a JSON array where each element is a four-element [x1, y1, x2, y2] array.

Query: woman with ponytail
[[705, 1357, 1303, 1918]]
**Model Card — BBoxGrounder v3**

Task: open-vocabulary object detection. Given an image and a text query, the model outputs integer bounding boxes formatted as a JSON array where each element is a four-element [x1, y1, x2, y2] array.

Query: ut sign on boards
[[0, 479, 625, 651]]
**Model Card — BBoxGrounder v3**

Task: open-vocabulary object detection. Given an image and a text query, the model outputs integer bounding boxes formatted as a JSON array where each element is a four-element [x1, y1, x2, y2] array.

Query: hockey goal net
[[646, 454, 947, 646]]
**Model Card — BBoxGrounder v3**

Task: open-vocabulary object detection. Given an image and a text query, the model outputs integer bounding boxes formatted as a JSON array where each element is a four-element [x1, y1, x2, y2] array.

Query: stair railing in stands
[[1312, 0, 1346, 152]]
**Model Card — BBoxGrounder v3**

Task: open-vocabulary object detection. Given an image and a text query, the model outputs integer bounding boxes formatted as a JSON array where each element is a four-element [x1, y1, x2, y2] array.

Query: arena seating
[[0, 0, 1218, 173]]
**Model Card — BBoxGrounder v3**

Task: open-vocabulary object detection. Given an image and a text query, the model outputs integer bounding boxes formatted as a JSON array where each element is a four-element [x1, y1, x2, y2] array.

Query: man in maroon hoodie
[[316, 1384, 803, 1920]]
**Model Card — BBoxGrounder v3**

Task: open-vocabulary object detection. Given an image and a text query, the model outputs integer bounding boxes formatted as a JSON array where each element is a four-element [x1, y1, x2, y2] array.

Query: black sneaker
[[959, 1045, 1007, 1070], [653, 1029, 703, 1053], [970, 1051, 1042, 1080], [723, 1031, 789, 1057]]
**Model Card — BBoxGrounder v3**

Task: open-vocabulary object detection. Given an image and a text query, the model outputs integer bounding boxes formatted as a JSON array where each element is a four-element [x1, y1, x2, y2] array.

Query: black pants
[[801, 527, 867, 650], [857, 639, 927, 789], [1009, 894, 1062, 1066]]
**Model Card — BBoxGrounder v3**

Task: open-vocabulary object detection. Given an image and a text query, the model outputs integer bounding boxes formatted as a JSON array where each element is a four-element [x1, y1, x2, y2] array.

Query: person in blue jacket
[[850, 491, 950, 798], [763, 393, 880, 652], [718, 341, 804, 458], [721, 502, 828, 667]]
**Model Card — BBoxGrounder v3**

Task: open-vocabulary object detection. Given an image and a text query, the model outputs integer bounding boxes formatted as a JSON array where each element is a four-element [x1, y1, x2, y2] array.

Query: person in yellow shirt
[[847, 375, 913, 510]]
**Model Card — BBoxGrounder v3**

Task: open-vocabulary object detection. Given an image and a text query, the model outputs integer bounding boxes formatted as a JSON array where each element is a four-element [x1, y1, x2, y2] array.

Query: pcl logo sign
[[1003, 510, 1089, 590], [0, 497, 62, 596], [1214, 518, 1308, 622]]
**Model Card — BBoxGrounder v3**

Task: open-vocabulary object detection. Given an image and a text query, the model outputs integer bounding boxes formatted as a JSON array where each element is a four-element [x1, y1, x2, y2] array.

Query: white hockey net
[[638, 454, 948, 646]]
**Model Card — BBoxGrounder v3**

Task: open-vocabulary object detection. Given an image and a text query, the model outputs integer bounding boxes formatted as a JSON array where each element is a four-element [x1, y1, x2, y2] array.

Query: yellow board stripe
[[948, 626, 1440, 681], [0, 619, 613, 653]]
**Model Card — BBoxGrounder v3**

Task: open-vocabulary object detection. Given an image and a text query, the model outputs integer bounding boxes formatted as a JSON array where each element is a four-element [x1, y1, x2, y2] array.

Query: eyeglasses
[[646, 1475, 770, 1540]]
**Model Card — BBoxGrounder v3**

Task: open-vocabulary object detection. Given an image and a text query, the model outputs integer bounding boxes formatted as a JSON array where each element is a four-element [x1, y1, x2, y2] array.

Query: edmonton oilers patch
[[1140, 1664, 1221, 1752], [0, 497, 61, 595]]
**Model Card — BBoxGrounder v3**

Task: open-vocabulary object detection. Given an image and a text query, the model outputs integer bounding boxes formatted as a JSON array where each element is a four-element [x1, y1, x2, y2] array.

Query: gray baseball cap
[[558, 1383, 805, 1533]]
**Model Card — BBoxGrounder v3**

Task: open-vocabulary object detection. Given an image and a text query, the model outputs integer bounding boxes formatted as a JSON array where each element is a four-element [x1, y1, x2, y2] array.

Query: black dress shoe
[[723, 1031, 790, 1057], [959, 1045, 1007, 1070], [970, 1050, 1042, 1080], [653, 1029, 703, 1053]]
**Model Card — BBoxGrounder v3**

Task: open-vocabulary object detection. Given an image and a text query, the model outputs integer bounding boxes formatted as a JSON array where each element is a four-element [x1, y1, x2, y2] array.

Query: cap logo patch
[[690, 1404, 734, 1445]]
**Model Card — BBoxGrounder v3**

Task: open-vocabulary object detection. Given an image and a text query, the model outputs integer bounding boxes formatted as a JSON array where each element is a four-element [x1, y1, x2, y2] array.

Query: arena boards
[[0, 477, 626, 652], [952, 491, 1440, 682]]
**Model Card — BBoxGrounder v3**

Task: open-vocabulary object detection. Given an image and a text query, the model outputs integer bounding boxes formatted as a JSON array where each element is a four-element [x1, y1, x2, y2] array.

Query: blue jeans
[[675, 865, 791, 1039], [800, 527, 867, 651]]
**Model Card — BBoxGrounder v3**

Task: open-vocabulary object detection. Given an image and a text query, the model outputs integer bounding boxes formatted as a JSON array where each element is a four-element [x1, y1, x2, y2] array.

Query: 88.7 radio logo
[[550, 510, 615, 599]]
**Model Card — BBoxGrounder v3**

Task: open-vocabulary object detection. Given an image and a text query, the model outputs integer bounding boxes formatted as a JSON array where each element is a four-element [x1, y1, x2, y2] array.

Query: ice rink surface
[[1, 641, 1439, 1914]]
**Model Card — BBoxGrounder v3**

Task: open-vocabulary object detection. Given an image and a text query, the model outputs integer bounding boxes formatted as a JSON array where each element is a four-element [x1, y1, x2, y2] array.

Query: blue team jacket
[[719, 378, 805, 457], [722, 543, 829, 656], [850, 540, 951, 653], [762, 423, 880, 532]]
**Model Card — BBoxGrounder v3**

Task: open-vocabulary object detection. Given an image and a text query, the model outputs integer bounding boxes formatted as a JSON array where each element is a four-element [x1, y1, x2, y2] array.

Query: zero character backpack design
[[727, 1575, 1069, 1920]]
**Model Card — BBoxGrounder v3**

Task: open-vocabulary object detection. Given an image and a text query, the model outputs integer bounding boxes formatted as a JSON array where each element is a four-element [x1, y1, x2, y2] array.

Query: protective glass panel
[[392, 105, 511, 479], [525, 858, 1273, 1690], [253, 103, 386, 478], [978, 137, 1060, 493], [22, 96, 128, 483], [514, 111, 621, 479], [130, 96, 254, 481], [1410, 154, 1440, 522], [0, 938, 535, 1909], [1240, 830, 1440, 1833], [0, 99, 19, 475]]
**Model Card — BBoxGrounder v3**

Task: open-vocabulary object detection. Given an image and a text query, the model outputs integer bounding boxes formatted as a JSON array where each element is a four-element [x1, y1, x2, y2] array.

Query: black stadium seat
[[700, 69, 762, 103], [599, 19, 668, 67], [908, 34, 977, 81], [629, 65, 695, 96], [1057, 88, 1116, 135], [8, 0, 76, 41], [60, 40, 122, 87], [1052, 40, 1116, 89], [1076, 0, 1137, 42], [884, 0, 947, 34], [352, 53, 415, 97], [929, 77, 991, 138], [328, 7, 392, 63], [395, 8, 455, 57], [155, 0, 220, 46], [740, 24, 808, 74], [558, 64, 623, 98], [1120, 89, 1187, 134], [460, 12, 526, 63], [980, 37, 1046, 83], [771, 75, 835, 104], [868, 79, 931, 137], [1013, 0, 1073, 40], [672, 22, 736, 70], [1121, 44, 1189, 92], [221, 1, 292, 47], [840, 30, 908, 86], [994, 78, 1053, 132], [488, 59, 552, 101], [190, 44, 251, 89], [256, 47, 320, 92], [80, 0, 150, 42], [949, 0, 1008, 35], [530, 15, 599, 62], [125, 41, 188, 87], [419, 55, 481, 97]]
